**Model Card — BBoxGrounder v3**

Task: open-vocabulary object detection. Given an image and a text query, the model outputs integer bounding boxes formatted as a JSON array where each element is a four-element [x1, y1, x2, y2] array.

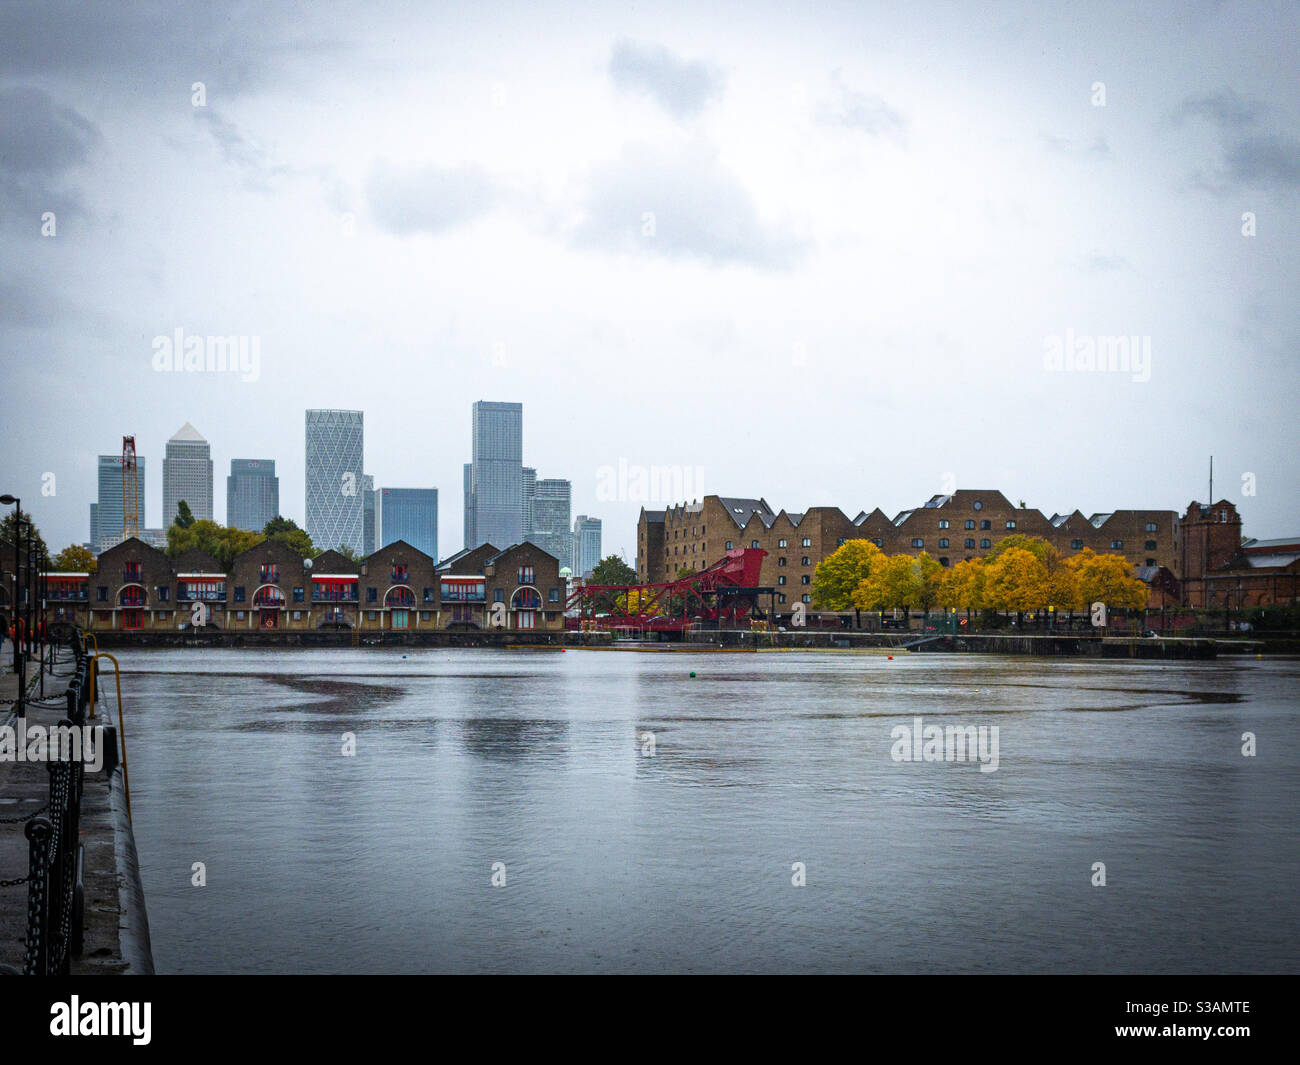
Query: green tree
[[173, 500, 196, 529], [335, 544, 360, 562], [0, 509, 49, 565], [587, 555, 639, 614], [262, 516, 318, 558], [590, 555, 637, 585], [166, 519, 263, 568], [53, 544, 97, 575]]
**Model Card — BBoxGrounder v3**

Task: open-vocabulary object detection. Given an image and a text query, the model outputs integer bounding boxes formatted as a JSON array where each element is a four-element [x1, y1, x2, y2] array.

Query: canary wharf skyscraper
[[305, 409, 364, 554], [227, 459, 279, 533], [463, 401, 523, 550], [162, 422, 213, 527]]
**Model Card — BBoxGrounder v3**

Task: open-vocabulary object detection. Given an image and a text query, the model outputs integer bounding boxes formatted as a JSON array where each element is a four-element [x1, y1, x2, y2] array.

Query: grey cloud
[[1223, 132, 1300, 188], [0, 0, 345, 96], [0, 85, 101, 174], [608, 39, 724, 119], [366, 161, 497, 235], [0, 85, 101, 221], [1168, 89, 1300, 191], [0, 274, 72, 328], [1169, 89, 1263, 130], [191, 108, 292, 190], [818, 72, 905, 142], [574, 142, 806, 270]]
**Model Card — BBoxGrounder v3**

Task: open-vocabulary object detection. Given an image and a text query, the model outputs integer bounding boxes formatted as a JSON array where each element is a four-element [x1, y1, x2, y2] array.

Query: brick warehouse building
[[62, 536, 565, 632], [1179, 500, 1299, 610], [638, 490, 1180, 610]]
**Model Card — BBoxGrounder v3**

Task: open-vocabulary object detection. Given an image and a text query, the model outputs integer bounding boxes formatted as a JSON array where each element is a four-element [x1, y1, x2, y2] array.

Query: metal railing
[[17, 631, 123, 975]]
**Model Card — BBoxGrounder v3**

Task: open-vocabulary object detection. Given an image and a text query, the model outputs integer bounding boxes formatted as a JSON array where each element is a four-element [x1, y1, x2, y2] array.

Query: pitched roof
[[718, 497, 774, 529], [169, 421, 206, 442]]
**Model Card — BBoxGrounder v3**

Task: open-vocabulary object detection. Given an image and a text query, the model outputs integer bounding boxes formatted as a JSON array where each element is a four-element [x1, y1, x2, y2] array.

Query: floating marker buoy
[[402, 654, 407, 659], [690, 671, 696, 678], [887, 655, 893, 660]]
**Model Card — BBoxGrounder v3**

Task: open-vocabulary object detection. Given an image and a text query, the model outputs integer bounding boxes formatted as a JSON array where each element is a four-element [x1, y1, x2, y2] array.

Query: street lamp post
[[0, 494, 25, 719]]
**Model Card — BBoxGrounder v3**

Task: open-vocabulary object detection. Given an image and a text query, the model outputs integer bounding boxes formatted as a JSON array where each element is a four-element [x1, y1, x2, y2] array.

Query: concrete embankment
[[86, 629, 613, 649], [687, 630, 1221, 658], [0, 641, 153, 975], [77, 628, 1246, 657]]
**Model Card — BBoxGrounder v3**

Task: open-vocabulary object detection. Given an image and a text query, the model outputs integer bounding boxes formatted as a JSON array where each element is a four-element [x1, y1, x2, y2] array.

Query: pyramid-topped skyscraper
[[162, 421, 213, 527]]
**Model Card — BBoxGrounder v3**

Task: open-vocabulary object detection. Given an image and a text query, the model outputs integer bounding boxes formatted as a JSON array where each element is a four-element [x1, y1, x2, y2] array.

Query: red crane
[[121, 435, 140, 540], [566, 548, 771, 632]]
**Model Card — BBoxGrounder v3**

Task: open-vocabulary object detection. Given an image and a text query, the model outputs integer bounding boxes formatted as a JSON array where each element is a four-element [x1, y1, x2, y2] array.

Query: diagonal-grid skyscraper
[[305, 409, 364, 554]]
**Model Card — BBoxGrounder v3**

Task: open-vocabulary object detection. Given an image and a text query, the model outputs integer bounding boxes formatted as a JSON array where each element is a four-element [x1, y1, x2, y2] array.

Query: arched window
[[253, 585, 285, 608]]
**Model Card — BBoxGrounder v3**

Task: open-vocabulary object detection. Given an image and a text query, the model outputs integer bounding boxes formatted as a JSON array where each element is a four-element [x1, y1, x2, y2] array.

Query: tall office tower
[[227, 459, 280, 533], [573, 515, 602, 577], [88, 503, 99, 553], [462, 463, 474, 550], [362, 474, 376, 555], [162, 422, 214, 527], [530, 478, 572, 569], [379, 488, 439, 559], [522, 467, 537, 535], [305, 409, 365, 555], [463, 401, 523, 550], [92, 453, 147, 554]]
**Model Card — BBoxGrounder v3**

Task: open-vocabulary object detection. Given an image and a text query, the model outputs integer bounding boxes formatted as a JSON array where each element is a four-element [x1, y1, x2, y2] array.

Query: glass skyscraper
[[305, 409, 364, 555], [91, 453, 147, 554], [362, 474, 376, 555], [529, 478, 572, 569], [162, 422, 213, 527], [572, 514, 602, 577], [227, 459, 279, 533], [378, 488, 438, 559], [463, 401, 523, 551]]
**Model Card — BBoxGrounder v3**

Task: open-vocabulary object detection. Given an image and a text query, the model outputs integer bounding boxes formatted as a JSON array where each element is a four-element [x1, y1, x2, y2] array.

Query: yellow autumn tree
[[1066, 549, 1148, 613], [812, 539, 883, 626], [937, 558, 986, 614], [854, 552, 930, 613], [982, 546, 1046, 624]]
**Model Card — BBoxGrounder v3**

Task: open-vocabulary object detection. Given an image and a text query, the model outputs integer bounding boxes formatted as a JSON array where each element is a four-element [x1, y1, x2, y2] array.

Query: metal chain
[[0, 875, 27, 887], [0, 802, 47, 824]]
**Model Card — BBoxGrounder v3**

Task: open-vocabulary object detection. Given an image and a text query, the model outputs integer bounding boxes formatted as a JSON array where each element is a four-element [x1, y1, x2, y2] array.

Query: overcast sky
[[2, 0, 1297, 560]]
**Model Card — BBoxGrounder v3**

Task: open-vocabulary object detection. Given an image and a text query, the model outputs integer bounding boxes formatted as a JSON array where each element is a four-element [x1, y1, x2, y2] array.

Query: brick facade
[[638, 490, 1182, 612], [78, 536, 564, 632]]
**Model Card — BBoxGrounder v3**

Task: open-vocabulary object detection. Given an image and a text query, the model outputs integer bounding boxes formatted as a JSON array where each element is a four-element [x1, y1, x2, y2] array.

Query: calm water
[[115, 648, 1299, 974]]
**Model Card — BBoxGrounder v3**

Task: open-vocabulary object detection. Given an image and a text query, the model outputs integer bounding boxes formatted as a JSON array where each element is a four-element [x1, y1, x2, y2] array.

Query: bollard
[[99, 724, 120, 776]]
